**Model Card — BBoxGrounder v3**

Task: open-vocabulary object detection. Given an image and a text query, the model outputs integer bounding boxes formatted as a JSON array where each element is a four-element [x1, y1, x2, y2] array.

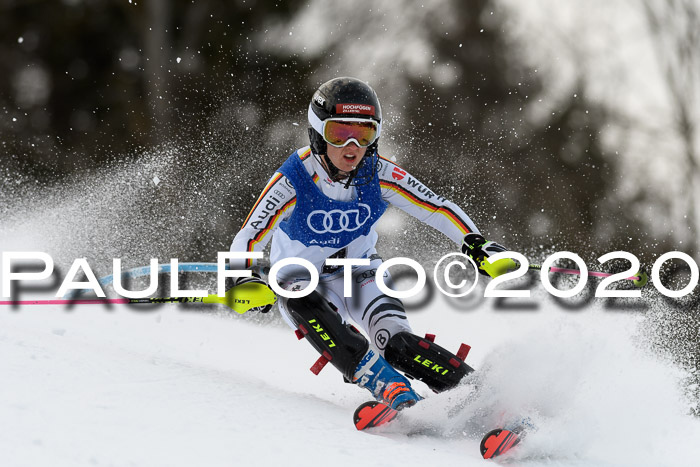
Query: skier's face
[[326, 142, 367, 176]]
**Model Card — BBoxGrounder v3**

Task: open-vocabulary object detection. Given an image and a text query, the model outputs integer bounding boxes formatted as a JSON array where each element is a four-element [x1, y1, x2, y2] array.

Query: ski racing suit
[[230, 146, 479, 356]]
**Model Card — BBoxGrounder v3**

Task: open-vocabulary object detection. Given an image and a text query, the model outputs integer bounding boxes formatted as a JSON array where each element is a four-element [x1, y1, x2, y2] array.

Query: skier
[[229, 77, 511, 410]]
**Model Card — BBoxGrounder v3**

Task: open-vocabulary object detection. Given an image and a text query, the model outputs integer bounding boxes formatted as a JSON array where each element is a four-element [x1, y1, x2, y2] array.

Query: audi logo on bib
[[306, 204, 372, 234]]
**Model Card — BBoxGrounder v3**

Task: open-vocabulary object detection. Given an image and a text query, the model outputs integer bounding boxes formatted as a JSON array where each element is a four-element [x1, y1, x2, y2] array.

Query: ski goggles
[[322, 119, 378, 148], [308, 105, 382, 148]]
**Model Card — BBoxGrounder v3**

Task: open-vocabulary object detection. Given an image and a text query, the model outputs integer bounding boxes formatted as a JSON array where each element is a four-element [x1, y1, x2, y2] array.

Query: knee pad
[[384, 331, 474, 393], [285, 291, 369, 381]]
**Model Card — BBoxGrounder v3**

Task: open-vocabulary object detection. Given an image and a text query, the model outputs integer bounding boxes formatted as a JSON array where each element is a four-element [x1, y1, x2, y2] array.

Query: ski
[[479, 426, 525, 459], [356, 400, 531, 459], [353, 401, 399, 430]]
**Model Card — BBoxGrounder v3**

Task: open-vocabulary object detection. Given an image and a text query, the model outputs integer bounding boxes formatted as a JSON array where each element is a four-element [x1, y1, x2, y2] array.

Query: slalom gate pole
[[0, 297, 202, 306], [0, 282, 277, 314], [1, 298, 130, 306], [528, 264, 649, 287]]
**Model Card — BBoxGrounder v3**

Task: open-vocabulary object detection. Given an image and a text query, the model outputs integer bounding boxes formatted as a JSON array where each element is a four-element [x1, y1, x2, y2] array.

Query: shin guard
[[285, 291, 369, 381], [384, 331, 474, 393]]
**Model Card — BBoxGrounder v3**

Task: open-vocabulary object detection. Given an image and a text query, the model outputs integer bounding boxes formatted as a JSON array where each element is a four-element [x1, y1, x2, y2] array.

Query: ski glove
[[226, 273, 273, 313], [461, 233, 516, 278]]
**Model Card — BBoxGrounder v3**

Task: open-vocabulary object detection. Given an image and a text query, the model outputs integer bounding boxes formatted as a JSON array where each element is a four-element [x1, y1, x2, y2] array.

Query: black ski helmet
[[307, 77, 382, 185], [308, 77, 382, 155]]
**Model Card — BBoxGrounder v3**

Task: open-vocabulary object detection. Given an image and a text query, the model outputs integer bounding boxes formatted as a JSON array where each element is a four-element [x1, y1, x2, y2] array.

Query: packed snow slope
[[2, 155, 699, 467], [1, 286, 699, 467]]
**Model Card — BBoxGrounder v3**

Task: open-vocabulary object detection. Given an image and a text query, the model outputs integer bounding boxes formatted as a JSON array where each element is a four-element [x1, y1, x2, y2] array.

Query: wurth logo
[[392, 167, 407, 181], [336, 103, 375, 116]]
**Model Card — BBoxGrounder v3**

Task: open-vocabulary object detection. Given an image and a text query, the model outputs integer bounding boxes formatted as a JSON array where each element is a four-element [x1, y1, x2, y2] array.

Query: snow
[[0, 303, 472, 466], [1, 151, 698, 467], [2, 285, 699, 466]]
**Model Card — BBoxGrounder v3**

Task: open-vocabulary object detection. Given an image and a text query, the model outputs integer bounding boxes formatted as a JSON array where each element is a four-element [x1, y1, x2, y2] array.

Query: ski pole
[[527, 264, 649, 287], [0, 282, 277, 314], [64, 262, 221, 299]]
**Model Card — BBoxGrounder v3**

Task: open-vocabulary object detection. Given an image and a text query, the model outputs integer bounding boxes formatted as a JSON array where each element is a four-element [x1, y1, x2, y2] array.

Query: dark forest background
[[1, 0, 656, 258], [1, 0, 699, 413]]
